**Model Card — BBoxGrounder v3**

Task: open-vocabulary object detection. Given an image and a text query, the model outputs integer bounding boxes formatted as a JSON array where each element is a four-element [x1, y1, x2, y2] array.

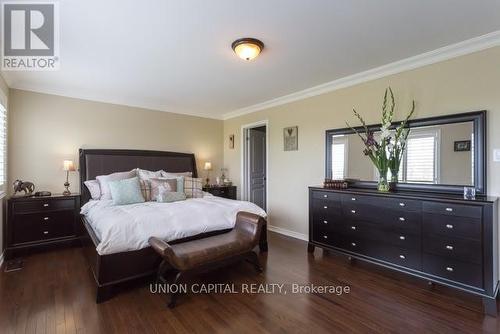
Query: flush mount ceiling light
[[231, 38, 264, 61]]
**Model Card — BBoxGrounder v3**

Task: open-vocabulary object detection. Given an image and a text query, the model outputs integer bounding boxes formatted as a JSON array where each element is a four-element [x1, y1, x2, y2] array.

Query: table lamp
[[63, 160, 76, 195], [203, 162, 212, 186]]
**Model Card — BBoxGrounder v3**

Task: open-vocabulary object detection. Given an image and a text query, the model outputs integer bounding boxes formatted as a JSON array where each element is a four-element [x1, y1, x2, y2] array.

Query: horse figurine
[[13, 180, 35, 196]]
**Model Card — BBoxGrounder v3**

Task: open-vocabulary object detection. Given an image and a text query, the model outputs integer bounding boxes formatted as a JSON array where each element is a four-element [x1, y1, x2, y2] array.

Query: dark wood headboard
[[79, 149, 197, 205]]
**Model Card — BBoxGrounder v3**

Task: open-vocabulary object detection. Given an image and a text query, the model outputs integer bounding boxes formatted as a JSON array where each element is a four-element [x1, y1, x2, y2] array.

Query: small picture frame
[[229, 134, 235, 149], [284, 126, 298, 151], [464, 186, 476, 200], [454, 140, 471, 152]]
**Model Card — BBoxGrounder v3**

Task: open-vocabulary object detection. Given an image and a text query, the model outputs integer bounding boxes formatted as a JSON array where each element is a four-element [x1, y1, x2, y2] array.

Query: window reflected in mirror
[[330, 121, 474, 186]]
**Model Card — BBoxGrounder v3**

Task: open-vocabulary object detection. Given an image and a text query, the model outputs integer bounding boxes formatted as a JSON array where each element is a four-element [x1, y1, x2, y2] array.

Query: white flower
[[387, 143, 394, 152], [380, 126, 391, 139]]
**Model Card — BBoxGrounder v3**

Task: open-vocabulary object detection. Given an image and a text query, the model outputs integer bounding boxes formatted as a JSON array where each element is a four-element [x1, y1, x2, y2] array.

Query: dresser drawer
[[423, 254, 483, 288], [11, 211, 75, 244], [333, 222, 420, 250], [423, 213, 481, 240], [342, 194, 421, 212], [423, 202, 482, 219], [423, 235, 482, 264], [312, 191, 341, 201], [12, 198, 76, 214]]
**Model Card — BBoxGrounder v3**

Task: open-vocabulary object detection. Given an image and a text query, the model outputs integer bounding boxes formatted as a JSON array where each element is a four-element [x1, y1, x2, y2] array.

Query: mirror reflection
[[330, 121, 474, 186]]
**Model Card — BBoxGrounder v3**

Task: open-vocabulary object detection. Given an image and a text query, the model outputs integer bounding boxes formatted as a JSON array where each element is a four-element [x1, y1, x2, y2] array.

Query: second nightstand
[[202, 185, 237, 200]]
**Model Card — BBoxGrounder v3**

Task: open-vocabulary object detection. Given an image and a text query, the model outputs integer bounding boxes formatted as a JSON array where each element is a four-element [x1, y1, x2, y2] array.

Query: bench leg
[[168, 271, 185, 308], [259, 224, 268, 252], [156, 260, 169, 283], [246, 251, 263, 273]]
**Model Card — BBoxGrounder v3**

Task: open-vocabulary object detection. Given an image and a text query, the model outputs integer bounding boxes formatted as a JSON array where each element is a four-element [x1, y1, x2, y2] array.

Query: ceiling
[[2, 0, 500, 119]]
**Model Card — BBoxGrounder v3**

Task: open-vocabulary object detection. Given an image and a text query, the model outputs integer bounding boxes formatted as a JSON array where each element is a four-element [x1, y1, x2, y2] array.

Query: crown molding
[[223, 30, 500, 120]]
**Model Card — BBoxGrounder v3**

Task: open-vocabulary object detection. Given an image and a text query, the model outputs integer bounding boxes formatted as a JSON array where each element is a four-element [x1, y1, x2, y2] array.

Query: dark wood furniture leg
[[259, 223, 268, 252], [245, 251, 263, 273], [483, 297, 498, 317], [96, 285, 114, 304], [307, 243, 315, 253]]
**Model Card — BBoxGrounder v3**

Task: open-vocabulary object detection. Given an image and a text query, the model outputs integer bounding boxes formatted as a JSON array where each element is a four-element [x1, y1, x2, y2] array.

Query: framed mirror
[[325, 111, 486, 195]]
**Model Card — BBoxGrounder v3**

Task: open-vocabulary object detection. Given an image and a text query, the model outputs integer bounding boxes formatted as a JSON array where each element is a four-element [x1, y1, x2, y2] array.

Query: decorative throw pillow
[[184, 177, 203, 198], [157, 191, 187, 203], [96, 170, 136, 200], [150, 178, 177, 200], [137, 168, 163, 180], [161, 171, 193, 178], [108, 177, 145, 205], [84, 180, 101, 200], [137, 169, 165, 201]]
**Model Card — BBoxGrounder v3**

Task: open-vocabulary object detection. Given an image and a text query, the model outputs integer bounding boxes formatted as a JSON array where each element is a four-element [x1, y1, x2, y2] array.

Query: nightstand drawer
[[13, 198, 75, 213], [11, 211, 75, 244]]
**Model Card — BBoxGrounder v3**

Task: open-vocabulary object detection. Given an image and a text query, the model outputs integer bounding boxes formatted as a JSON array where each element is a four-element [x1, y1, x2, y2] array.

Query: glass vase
[[389, 170, 399, 191], [377, 169, 390, 192]]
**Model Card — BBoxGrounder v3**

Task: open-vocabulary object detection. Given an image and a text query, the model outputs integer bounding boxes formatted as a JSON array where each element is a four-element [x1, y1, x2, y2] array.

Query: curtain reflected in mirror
[[330, 121, 474, 186]]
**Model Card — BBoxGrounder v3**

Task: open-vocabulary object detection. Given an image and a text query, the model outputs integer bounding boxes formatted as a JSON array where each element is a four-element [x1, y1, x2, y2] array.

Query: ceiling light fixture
[[231, 38, 264, 61]]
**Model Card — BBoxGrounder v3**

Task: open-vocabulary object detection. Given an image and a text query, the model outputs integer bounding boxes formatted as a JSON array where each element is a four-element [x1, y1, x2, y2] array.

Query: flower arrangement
[[346, 88, 415, 191]]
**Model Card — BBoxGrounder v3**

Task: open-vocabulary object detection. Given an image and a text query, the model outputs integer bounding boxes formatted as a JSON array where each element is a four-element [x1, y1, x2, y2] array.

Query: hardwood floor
[[1, 232, 499, 334]]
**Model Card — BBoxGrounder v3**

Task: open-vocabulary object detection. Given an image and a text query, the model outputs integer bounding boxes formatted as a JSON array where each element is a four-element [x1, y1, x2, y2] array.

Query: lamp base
[[63, 182, 71, 196]]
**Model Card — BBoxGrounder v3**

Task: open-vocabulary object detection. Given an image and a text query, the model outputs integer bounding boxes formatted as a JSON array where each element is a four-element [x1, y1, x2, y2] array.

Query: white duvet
[[80, 195, 267, 255]]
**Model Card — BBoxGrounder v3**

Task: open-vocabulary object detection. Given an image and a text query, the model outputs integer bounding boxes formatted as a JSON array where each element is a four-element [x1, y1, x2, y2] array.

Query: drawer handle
[[351, 226, 356, 230], [399, 236, 405, 240], [446, 224, 454, 229], [446, 267, 454, 272], [43, 217, 49, 221], [43, 231, 49, 235], [323, 235, 328, 239], [323, 194, 328, 198], [446, 245, 454, 251], [399, 255, 406, 259], [323, 206, 328, 209], [351, 242, 356, 247], [351, 197, 356, 201], [399, 202, 406, 207], [399, 217, 406, 222], [445, 207, 453, 212], [43, 203, 49, 207], [351, 210, 356, 214], [323, 220, 328, 224]]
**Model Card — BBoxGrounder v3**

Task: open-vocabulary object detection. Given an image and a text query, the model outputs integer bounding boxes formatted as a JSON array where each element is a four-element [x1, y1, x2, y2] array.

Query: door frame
[[241, 120, 269, 211]]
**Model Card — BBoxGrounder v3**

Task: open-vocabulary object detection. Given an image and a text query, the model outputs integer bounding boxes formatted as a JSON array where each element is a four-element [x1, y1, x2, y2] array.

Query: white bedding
[[80, 195, 267, 255]]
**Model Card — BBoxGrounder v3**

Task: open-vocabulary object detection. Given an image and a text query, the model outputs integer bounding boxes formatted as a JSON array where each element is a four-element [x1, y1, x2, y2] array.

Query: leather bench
[[149, 211, 265, 307]]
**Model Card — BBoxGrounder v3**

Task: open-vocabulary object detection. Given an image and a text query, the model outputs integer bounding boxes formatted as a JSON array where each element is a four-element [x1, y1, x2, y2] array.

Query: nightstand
[[4, 194, 80, 260], [203, 185, 237, 200]]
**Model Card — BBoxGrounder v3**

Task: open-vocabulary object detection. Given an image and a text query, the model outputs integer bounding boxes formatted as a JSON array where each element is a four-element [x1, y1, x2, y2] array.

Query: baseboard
[[267, 224, 308, 241]]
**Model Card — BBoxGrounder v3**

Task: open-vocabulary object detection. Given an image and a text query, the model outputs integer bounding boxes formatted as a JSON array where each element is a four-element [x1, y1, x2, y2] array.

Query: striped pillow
[[184, 177, 203, 198]]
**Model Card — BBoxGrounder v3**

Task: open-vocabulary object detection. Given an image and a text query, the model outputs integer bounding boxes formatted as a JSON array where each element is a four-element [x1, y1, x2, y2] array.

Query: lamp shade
[[204, 162, 212, 171], [63, 160, 76, 171]]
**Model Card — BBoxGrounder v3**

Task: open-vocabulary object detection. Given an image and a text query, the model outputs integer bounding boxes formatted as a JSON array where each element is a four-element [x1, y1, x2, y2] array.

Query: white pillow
[[137, 168, 163, 180], [96, 170, 136, 200], [84, 180, 101, 200], [161, 171, 193, 178]]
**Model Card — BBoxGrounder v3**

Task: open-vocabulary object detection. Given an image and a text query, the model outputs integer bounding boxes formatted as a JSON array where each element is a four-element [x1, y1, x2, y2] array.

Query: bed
[[78, 149, 268, 302]]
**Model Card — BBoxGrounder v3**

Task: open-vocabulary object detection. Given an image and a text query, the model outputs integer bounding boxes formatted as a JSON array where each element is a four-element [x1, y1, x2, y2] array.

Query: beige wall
[[8, 89, 223, 195], [0, 74, 8, 255], [224, 46, 500, 237]]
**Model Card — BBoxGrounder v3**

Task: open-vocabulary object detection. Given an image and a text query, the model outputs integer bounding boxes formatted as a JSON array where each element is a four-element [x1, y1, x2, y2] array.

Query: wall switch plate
[[494, 149, 500, 162]]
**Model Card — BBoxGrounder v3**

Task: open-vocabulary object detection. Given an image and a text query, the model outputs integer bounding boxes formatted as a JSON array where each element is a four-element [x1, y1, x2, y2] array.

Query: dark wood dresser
[[308, 187, 499, 315], [4, 194, 80, 259], [203, 185, 237, 199]]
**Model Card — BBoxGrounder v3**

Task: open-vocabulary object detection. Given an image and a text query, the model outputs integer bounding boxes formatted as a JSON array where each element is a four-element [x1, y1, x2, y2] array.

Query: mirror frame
[[325, 110, 487, 195]]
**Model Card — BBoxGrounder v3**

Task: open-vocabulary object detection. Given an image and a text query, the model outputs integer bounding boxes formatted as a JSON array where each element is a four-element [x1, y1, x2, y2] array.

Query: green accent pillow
[[108, 177, 145, 205], [176, 176, 185, 193], [157, 191, 187, 203]]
